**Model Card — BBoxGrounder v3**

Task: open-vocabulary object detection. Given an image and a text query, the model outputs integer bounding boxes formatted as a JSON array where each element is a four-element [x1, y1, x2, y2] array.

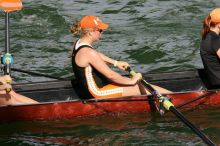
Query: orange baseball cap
[[210, 8, 220, 23], [80, 15, 109, 30]]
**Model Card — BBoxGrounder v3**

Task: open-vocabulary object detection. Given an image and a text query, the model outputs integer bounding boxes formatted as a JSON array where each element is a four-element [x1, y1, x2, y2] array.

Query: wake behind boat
[[0, 69, 219, 122]]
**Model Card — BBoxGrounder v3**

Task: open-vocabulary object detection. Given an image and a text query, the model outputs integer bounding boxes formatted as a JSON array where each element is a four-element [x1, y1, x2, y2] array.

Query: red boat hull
[[0, 90, 219, 122]]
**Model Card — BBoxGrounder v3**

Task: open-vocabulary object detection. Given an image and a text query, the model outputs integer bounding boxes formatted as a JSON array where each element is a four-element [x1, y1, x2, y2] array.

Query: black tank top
[[72, 40, 111, 99]]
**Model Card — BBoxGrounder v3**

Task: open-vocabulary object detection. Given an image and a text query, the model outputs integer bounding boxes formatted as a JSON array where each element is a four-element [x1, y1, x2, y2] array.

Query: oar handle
[[126, 66, 136, 77], [6, 79, 12, 92], [126, 66, 158, 95], [126, 67, 172, 105]]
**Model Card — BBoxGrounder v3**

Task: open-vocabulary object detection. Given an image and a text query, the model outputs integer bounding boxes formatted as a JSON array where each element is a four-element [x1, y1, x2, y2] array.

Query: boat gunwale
[[0, 89, 218, 108]]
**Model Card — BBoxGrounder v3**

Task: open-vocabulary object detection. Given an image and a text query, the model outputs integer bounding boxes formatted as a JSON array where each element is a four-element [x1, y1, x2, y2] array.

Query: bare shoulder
[[75, 47, 99, 67], [78, 47, 99, 58]]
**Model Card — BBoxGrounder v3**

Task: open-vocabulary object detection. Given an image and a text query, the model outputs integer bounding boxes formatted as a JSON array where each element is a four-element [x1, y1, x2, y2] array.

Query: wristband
[[114, 60, 118, 67]]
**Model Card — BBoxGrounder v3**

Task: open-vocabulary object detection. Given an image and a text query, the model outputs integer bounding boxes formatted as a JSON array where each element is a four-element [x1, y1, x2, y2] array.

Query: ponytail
[[70, 20, 82, 36], [201, 16, 211, 39], [201, 15, 217, 39]]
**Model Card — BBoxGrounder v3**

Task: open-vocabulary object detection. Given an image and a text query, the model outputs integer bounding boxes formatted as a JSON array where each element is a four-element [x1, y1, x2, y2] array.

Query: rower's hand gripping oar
[[0, 75, 12, 92], [126, 67, 169, 115], [126, 67, 215, 146], [0, 81, 12, 92]]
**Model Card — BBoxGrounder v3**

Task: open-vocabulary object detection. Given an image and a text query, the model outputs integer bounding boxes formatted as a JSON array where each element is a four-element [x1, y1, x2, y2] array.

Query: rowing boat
[[0, 2, 217, 144], [0, 69, 219, 122]]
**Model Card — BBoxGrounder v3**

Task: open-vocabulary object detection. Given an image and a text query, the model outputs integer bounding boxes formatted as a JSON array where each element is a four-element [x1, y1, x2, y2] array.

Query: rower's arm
[[217, 48, 220, 58], [87, 50, 139, 85], [98, 52, 129, 70], [98, 52, 115, 65]]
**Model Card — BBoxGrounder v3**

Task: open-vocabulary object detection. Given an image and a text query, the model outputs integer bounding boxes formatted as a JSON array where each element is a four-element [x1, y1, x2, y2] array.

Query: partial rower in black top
[[200, 8, 220, 89]]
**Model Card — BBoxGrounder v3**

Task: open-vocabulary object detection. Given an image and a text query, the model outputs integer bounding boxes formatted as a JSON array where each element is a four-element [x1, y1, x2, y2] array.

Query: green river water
[[0, 0, 220, 145]]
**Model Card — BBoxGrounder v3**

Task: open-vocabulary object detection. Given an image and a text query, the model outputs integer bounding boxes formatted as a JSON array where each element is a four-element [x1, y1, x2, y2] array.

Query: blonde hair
[[70, 20, 92, 37], [70, 20, 82, 36]]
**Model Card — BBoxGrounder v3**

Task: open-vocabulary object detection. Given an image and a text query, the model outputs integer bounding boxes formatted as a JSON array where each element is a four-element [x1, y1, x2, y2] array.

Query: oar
[[0, 0, 23, 75], [11, 68, 66, 80], [176, 91, 217, 109], [126, 67, 215, 146], [82, 96, 156, 104]]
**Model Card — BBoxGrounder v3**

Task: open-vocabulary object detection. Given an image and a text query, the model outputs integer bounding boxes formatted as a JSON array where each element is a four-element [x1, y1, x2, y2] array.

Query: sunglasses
[[97, 29, 103, 33]]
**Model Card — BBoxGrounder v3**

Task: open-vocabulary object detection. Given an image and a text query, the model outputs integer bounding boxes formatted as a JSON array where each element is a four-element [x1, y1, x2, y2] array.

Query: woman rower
[[200, 8, 220, 89], [70, 15, 171, 99], [0, 75, 38, 105]]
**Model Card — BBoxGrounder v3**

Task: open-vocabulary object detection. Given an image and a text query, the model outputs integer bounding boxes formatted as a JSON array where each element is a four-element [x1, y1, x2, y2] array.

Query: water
[[0, 108, 220, 145], [0, 0, 220, 82], [0, 0, 220, 145]]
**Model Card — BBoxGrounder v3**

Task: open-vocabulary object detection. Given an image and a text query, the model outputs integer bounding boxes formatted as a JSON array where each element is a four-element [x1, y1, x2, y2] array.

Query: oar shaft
[[126, 67, 215, 145], [11, 68, 65, 80], [5, 12, 10, 53], [141, 79, 161, 112], [141, 79, 158, 95], [176, 91, 217, 109], [170, 106, 215, 146]]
